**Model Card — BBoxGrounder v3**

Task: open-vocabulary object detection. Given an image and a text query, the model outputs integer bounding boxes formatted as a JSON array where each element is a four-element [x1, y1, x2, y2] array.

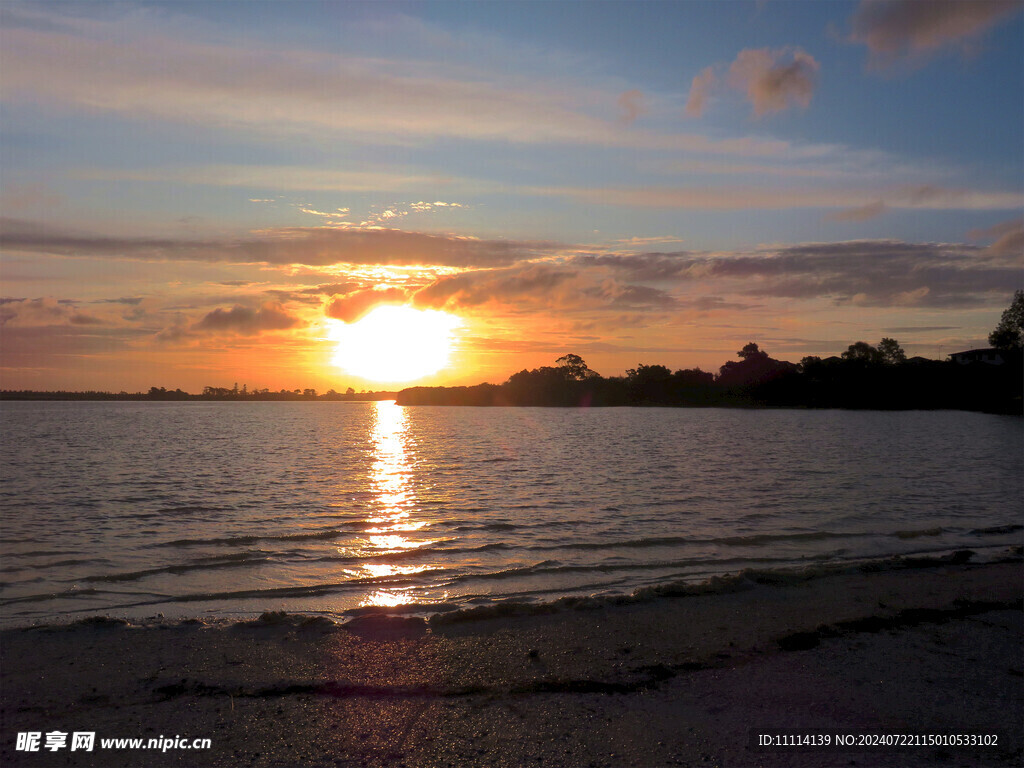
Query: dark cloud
[[0, 297, 104, 327], [849, 0, 1023, 67], [192, 302, 300, 335], [153, 319, 194, 345], [409, 263, 681, 315], [412, 265, 577, 310], [582, 281, 677, 308], [0, 218, 561, 268], [325, 287, 409, 323], [571, 252, 701, 281], [91, 297, 145, 305], [574, 239, 1021, 308]]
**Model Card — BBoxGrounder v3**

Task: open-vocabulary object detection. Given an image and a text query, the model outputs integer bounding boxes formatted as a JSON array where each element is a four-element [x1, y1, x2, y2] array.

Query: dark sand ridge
[[1, 560, 1020, 767]]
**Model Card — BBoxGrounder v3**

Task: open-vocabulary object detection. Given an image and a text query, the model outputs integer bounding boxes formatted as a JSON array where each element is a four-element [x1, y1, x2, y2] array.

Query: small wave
[[527, 530, 865, 552], [430, 549, 998, 625], [156, 505, 230, 515], [79, 552, 272, 583], [147, 527, 360, 548], [970, 524, 1023, 536], [310, 541, 513, 565], [0, 558, 109, 573], [0, 549, 75, 558], [0, 587, 101, 605], [893, 527, 944, 539]]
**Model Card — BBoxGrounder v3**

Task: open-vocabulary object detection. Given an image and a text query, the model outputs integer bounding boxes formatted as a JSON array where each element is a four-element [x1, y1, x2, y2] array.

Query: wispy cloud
[[529, 184, 1023, 211], [849, 0, 1024, 68], [572, 238, 1021, 308], [0, 219, 562, 269], [826, 201, 887, 222], [1, 6, 871, 163]]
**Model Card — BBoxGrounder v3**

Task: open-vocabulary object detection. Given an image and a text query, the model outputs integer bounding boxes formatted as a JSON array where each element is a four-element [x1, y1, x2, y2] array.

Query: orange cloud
[[325, 287, 409, 323]]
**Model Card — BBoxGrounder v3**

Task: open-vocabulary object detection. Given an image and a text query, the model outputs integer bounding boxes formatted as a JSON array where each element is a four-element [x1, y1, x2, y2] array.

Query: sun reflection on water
[[356, 400, 428, 608]]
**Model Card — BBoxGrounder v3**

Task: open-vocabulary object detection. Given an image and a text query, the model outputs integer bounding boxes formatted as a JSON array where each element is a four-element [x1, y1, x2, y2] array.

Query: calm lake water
[[0, 401, 1020, 626]]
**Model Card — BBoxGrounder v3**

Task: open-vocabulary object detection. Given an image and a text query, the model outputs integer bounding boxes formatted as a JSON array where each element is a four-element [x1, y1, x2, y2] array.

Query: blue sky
[[1, 1, 1022, 390]]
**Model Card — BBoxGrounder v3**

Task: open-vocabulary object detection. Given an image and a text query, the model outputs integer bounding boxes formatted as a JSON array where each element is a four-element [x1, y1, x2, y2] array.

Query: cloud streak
[[0, 6, 879, 163], [0, 219, 561, 268], [530, 184, 1023, 211], [574, 237, 1022, 308]]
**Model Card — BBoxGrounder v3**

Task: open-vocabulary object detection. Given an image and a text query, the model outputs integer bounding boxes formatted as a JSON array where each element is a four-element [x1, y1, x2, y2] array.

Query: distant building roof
[[950, 348, 1006, 365]]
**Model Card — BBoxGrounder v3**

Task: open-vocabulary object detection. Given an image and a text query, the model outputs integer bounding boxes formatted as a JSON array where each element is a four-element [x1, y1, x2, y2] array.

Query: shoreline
[[2, 560, 1020, 767]]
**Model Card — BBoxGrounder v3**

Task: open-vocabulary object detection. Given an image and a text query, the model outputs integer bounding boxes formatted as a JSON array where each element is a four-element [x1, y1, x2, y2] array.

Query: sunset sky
[[1, 0, 1022, 392]]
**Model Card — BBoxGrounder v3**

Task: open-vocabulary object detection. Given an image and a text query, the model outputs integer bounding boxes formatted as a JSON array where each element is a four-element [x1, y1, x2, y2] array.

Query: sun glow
[[328, 305, 462, 383]]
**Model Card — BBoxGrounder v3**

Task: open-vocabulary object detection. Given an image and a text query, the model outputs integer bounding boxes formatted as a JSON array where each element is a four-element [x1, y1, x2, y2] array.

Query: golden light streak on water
[[357, 400, 425, 608]]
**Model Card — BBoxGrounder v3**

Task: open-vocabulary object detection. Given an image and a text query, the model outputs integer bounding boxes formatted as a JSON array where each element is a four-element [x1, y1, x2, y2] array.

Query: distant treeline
[[396, 345, 1023, 414], [0, 387, 397, 402]]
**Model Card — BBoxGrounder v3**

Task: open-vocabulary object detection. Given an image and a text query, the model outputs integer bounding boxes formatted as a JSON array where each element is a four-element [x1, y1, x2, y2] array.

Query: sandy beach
[[2, 558, 1020, 767]]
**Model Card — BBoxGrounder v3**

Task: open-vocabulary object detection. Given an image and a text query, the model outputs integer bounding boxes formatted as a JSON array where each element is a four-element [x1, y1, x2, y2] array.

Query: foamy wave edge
[[12, 547, 1020, 633]]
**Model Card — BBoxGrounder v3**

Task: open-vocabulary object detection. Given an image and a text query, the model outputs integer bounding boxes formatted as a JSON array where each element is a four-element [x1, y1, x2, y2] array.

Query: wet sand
[[2, 560, 1021, 767]]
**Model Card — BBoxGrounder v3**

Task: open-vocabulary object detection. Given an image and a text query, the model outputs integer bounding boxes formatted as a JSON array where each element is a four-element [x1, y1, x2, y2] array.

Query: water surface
[[1, 401, 1020, 625]]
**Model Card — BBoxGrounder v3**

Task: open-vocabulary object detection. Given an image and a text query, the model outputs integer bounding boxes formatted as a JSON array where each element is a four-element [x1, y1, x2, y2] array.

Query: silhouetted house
[[950, 348, 1007, 366]]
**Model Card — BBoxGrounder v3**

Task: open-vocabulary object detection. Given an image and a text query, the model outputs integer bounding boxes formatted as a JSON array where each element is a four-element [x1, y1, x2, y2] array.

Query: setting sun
[[327, 305, 462, 383]]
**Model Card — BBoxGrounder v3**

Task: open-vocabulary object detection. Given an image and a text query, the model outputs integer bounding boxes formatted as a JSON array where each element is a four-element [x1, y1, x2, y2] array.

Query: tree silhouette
[[737, 342, 767, 360], [842, 341, 884, 364], [989, 290, 1024, 350], [877, 338, 906, 364], [555, 353, 595, 381]]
